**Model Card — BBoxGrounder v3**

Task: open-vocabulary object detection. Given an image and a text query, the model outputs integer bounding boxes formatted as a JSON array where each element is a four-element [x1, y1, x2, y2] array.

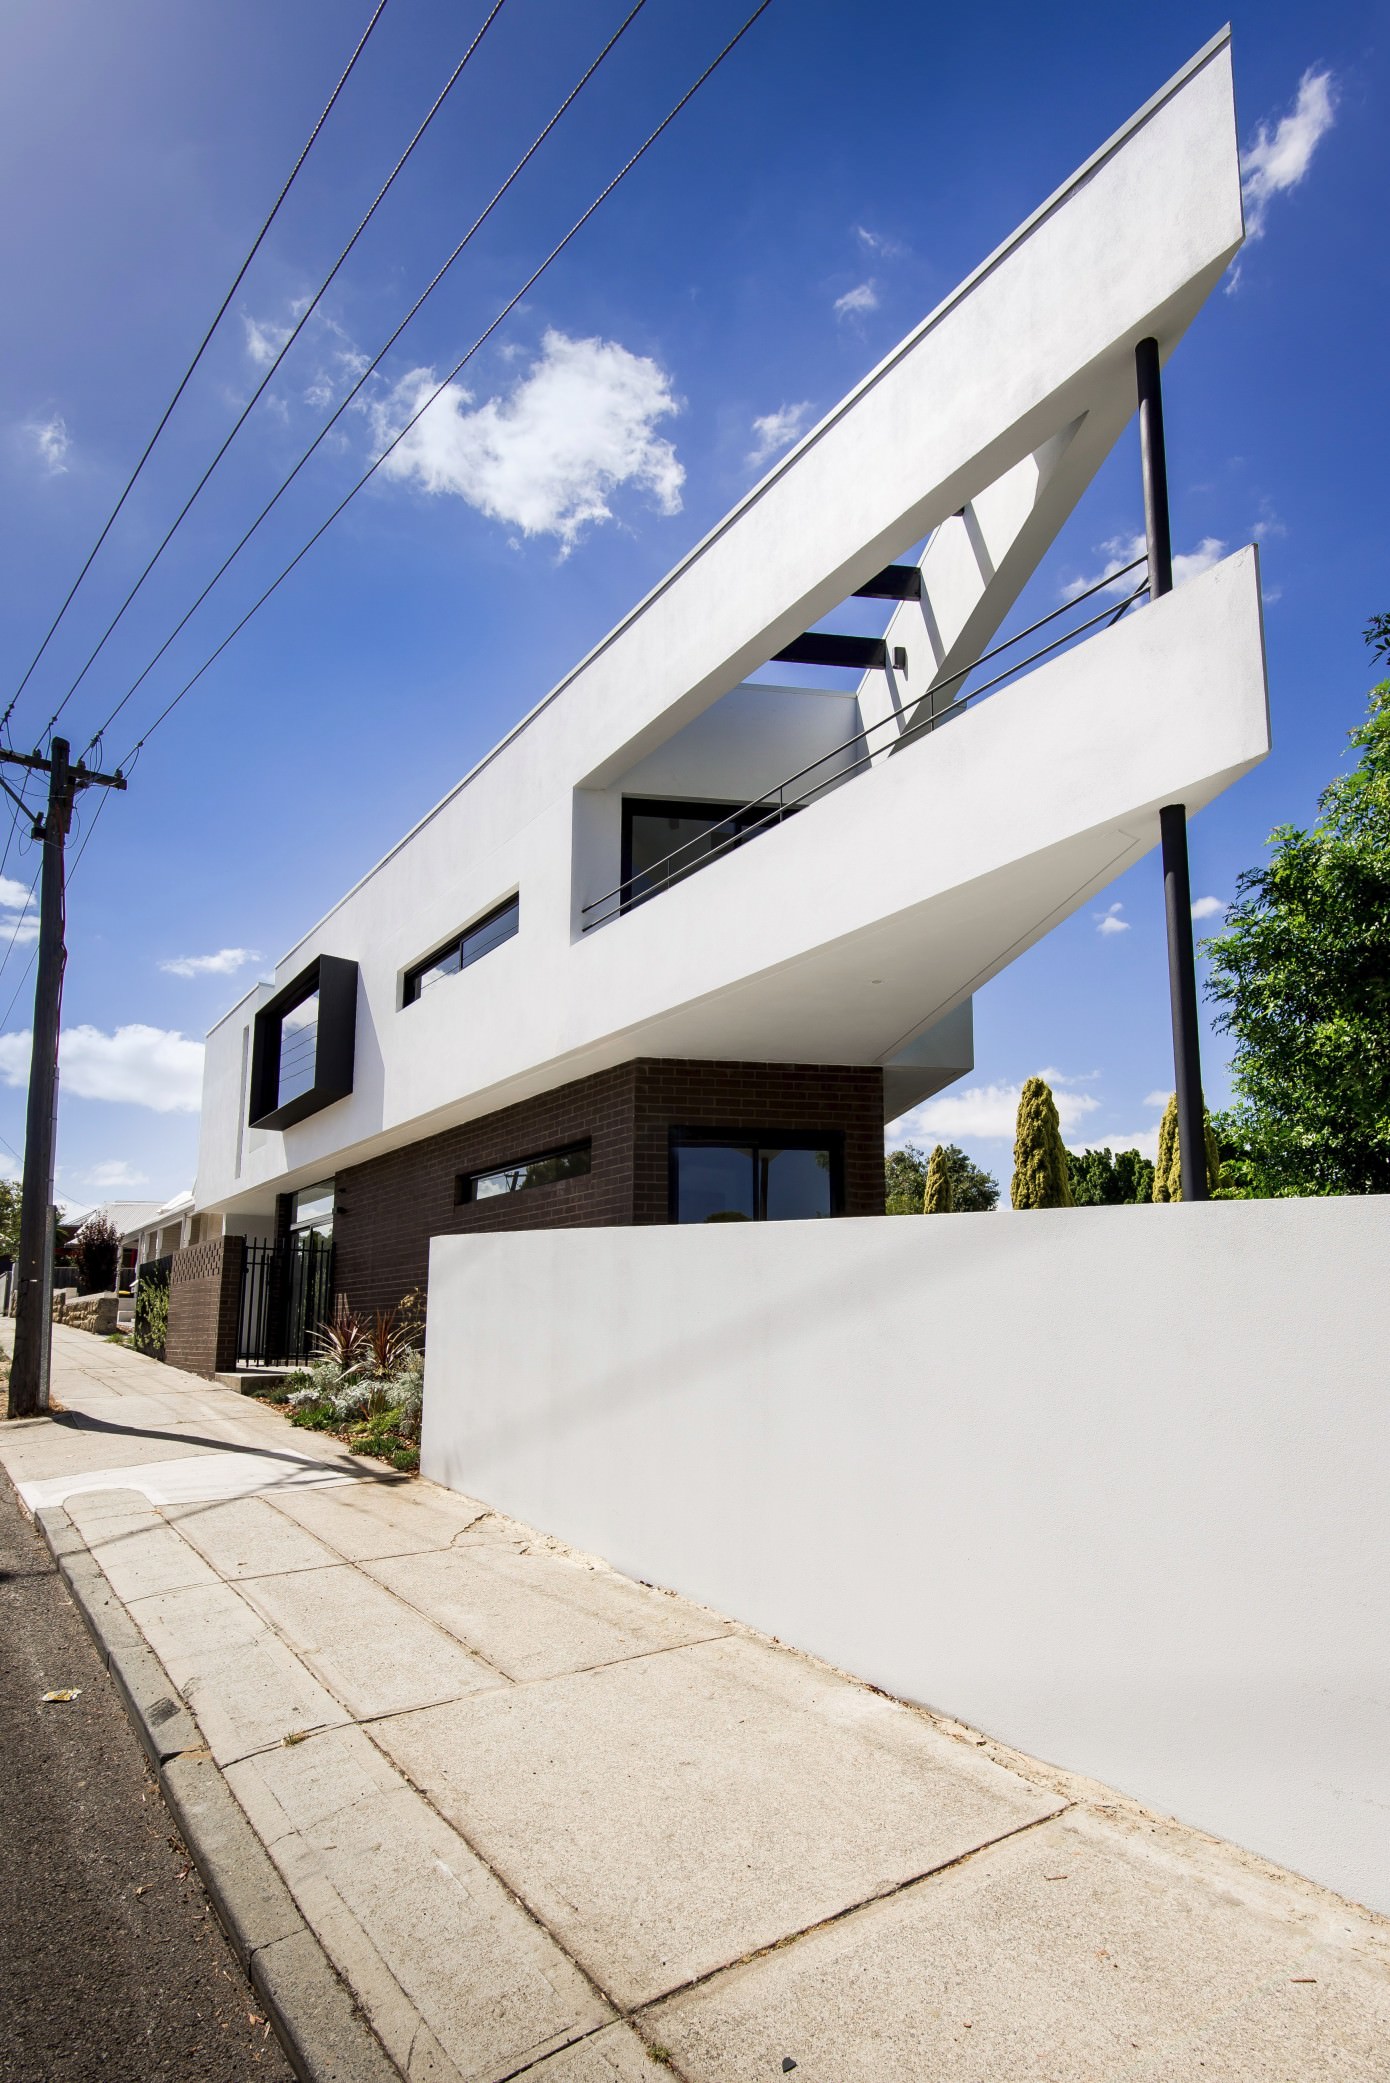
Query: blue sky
[[0, 0, 1384, 1209]]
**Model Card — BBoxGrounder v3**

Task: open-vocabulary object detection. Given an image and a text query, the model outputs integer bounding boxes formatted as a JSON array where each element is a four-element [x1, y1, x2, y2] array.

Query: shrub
[[1010, 1077, 1074, 1210], [923, 1144, 954, 1213], [73, 1213, 120, 1295], [133, 1266, 170, 1358], [1151, 1095, 1222, 1201]]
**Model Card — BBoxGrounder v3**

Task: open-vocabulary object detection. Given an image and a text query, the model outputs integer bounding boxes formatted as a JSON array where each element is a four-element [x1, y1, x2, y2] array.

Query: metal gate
[[236, 1235, 334, 1368]]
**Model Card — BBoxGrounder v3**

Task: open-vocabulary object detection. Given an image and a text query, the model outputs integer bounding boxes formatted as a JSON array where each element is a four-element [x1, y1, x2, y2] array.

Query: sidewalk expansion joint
[[622, 1802, 1076, 2020]]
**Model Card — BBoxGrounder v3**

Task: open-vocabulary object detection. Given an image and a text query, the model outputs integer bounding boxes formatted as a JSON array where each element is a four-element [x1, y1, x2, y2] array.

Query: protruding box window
[[248, 956, 357, 1131]]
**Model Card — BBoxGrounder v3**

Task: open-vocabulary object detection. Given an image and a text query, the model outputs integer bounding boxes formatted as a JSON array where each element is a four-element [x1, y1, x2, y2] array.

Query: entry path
[[3, 1325, 1388, 2081]]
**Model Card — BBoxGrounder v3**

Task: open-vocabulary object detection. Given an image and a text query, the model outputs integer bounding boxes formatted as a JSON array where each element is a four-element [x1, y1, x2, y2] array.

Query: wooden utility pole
[[4, 738, 125, 1417]]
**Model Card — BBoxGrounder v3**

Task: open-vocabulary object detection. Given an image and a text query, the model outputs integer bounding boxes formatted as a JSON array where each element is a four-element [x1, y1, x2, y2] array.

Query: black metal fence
[[236, 1235, 334, 1368]]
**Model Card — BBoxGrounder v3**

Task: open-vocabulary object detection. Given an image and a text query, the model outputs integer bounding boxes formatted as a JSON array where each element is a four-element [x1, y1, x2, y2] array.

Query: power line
[[106, 0, 777, 773], [79, 0, 652, 759], [39, 0, 511, 749], [1, 0, 395, 742]]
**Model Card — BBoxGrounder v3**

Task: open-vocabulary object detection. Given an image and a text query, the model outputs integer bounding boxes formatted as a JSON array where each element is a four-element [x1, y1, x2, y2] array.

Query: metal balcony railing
[[580, 554, 1149, 932]]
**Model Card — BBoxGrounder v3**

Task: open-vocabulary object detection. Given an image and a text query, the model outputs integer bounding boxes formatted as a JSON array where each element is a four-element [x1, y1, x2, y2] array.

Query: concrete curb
[[33, 1502, 402, 2083]]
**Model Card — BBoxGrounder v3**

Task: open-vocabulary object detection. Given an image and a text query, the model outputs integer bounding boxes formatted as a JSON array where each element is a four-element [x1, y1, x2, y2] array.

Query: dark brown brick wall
[[165, 1235, 244, 1379], [334, 1058, 884, 1314]]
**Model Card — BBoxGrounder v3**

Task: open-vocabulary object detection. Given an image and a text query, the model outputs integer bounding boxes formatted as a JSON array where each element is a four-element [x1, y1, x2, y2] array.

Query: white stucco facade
[[194, 31, 1261, 1224]]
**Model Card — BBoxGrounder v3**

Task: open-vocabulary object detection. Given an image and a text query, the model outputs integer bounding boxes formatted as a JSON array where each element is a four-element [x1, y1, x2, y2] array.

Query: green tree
[[1011, 1077, 1074, 1209], [73, 1212, 120, 1293], [0, 1178, 20, 1260], [885, 1143, 928, 1213], [1067, 1146, 1155, 1206], [1202, 666, 1390, 1196], [1151, 1095, 1222, 1201], [923, 1144, 954, 1212], [1113, 1148, 1156, 1205], [885, 1142, 998, 1213]]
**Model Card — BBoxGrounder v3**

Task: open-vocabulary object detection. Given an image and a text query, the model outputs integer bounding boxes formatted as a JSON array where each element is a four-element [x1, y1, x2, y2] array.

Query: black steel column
[[1137, 337, 1207, 1200]]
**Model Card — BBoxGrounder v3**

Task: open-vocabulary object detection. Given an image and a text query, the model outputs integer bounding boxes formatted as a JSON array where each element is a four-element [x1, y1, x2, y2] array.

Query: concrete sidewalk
[[3, 1325, 1388, 2081]]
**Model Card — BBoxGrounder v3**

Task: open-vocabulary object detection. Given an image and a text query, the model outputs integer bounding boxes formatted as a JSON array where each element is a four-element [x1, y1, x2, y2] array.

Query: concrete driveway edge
[[31, 1497, 404, 2083]]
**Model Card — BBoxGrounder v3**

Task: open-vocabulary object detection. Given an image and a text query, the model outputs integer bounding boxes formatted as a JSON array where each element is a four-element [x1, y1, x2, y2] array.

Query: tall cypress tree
[[923, 1143, 954, 1212], [1011, 1076, 1074, 1209], [1152, 1093, 1222, 1200]]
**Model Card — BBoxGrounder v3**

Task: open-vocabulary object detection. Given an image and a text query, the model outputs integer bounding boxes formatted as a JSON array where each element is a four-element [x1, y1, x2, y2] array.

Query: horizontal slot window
[[459, 1140, 591, 1204], [404, 895, 519, 1007]]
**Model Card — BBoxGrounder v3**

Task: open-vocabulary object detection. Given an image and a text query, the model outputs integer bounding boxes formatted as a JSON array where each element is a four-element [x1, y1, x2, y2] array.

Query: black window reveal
[[459, 1141, 591, 1204], [248, 956, 358, 1132], [404, 895, 519, 1006], [670, 1130, 841, 1223]]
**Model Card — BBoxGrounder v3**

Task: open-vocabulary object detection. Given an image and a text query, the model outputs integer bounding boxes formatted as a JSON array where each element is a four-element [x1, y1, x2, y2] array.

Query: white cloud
[[1240, 68, 1337, 239], [1190, 895, 1226, 921], [84, 1159, 151, 1190], [0, 876, 38, 948], [834, 281, 878, 319], [160, 946, 261, 978], [1062, 531, 1227, 602], [1094, 901, 1130, 937], [243, 312, 294, 367], [27, 414, 71, 475], [0, 1024, 204, 1112], [747, 401, 812, 467], [1142, 1090, 1171, 1110], [890, 1077, 1101, 1145], [373, 329, 684, 553], [854, 226, 904, 258]]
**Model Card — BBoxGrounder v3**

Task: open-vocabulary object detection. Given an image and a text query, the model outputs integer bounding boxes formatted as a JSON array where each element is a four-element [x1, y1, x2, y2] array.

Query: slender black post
[[1137, 338, 1207, 1200], [10, 741, 74, 1414]]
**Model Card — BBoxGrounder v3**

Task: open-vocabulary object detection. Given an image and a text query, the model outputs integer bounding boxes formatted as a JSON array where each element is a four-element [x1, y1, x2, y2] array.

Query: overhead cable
[[1, 0, 395, 741], [78, 0, 651, 758], [39, 0, 512, 746], [106, 0, 777, 771]]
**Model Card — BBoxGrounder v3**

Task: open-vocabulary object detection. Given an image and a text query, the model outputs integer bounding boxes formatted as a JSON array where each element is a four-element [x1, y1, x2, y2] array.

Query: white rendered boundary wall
[[423, 1199, 1390, 1915]]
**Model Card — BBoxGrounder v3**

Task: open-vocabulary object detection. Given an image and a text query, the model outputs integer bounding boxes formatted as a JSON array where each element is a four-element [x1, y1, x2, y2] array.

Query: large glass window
[[621, 798, 792, 910], [404, 895, 519, 1006], [277, 990, 319, 1105], [671, 1132, 840, 1222], [459, 1142, 591, 1204]]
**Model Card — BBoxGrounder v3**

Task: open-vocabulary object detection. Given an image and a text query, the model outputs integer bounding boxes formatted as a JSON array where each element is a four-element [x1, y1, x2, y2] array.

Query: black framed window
[[669, 1130, 842, 1223], [404, 895, 519, 1006], [248, 956, 357, 1132], [621, 798, 794, 911], [458, 1140, 591, 1204]]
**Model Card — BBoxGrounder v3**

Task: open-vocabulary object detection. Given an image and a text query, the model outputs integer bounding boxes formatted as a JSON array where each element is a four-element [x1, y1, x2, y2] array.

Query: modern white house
[[179, 31, 1268, 1370]]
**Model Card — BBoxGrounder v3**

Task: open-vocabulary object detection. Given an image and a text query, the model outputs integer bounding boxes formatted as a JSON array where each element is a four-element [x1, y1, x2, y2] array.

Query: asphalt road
[[0, 1466, 296, 2082]]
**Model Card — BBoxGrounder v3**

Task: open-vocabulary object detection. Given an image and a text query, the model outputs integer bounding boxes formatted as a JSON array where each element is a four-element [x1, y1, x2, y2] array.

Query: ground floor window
[[459, 1141, 592, 1204], [669, 1131, 841, 1222]]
